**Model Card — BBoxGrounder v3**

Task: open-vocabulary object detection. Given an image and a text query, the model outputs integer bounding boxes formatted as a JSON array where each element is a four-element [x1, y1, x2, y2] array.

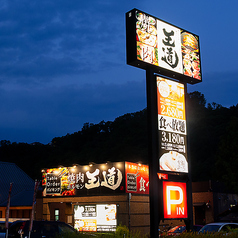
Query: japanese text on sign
[[157, 77, 188, 173]]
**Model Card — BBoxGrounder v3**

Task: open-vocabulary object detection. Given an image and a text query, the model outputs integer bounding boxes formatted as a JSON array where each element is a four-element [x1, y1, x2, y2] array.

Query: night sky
[[0, 0, 237, 144]]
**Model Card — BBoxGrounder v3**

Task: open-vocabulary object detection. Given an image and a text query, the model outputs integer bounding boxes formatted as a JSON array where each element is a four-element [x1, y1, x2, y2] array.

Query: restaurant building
[[36, 162, 150, 234], [36, 161, 238, 235]]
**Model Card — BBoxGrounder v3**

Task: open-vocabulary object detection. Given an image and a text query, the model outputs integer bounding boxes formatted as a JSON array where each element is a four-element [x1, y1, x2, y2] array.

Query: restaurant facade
[[36, 162, 150, 234], [36, 165, 238, 235]]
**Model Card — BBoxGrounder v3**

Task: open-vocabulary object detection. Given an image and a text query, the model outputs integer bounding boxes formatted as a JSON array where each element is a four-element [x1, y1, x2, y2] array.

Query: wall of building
[[37, 194, 150, 235], [0, 206, 32, 222], [192, 192, 214, 225]]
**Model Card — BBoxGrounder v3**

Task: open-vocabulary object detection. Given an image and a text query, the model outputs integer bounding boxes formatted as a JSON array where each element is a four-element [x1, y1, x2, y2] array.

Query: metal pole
[[128, 193, 131, 232], [5, 183, 13, 238], [29, 181, 40, 238], [184, 83, 193, 231], [146, 69, 160, 238]]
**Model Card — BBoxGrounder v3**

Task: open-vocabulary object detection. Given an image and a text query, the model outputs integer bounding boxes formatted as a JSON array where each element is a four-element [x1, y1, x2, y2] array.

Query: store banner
[[29, 180, 40, 236], [42, 162, 125, 196]]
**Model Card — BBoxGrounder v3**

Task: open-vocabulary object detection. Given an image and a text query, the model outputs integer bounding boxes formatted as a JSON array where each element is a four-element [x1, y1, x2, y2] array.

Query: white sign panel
[[157, 20, 183, 74], [74, 204, 117, 232]]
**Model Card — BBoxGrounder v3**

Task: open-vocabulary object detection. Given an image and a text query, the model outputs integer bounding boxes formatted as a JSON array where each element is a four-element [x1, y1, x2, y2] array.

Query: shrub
[[114, 225, 130, 237]]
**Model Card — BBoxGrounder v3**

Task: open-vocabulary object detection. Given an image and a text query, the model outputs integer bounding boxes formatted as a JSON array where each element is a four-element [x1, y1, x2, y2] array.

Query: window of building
[[55, 209, 60, 221]]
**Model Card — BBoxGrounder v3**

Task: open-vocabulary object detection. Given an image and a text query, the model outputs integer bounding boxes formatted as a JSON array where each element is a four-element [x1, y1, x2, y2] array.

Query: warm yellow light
[[101, 164, 107, 170], [71, 167, 76, 172], [116, 162, 122, 169], [84, 166, 89, 171]]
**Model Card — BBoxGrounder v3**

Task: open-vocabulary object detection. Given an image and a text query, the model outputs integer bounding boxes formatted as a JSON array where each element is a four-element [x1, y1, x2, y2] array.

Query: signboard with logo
[[163, 181, 188, 219], [42, 162, 125, 196], [125, 162, 149, 194], [126, 8, 202, 84], [74, 204, 117, 232], [42, 162, 149, 196], [157, 77, 188, 173]]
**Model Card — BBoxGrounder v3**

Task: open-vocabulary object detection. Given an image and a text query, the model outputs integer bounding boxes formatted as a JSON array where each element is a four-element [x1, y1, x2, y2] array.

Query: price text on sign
[[158, 77, 188, 173]]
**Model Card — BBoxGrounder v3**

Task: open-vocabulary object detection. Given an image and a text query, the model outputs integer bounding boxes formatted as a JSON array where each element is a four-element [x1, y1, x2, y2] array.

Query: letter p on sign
[[163, 181, 188, 219]]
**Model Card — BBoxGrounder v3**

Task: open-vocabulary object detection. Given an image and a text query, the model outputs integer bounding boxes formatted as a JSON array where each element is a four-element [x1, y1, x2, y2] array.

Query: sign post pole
[[146, 69, 161, 237], [184, 84, 194, 231], [5, 183, 13, 238]]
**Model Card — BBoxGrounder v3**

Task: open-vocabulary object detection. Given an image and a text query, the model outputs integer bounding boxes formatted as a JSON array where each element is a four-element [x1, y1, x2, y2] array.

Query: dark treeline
[[1, 91, 238, 192]]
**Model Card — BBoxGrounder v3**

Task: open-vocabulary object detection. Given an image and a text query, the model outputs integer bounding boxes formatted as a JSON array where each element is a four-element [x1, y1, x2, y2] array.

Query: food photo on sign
[[181, 31, 201, 80], [136, 12, 158, 65], [160, 151, 188, 173]]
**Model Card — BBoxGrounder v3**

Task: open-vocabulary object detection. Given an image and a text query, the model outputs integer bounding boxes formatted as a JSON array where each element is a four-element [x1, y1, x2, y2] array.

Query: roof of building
[[0, 161, 35, 207], [217, 205, 238, 222]]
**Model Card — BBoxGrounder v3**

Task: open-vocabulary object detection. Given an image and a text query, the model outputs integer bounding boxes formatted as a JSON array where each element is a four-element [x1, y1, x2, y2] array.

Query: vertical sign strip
[[157, 77, 188, 173]]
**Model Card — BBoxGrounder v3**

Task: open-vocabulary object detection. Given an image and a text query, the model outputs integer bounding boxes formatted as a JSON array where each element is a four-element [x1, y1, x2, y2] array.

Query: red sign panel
[[157, 173, 168, 180], [125, 162, 149, 194], [163, 181, 187, 219]]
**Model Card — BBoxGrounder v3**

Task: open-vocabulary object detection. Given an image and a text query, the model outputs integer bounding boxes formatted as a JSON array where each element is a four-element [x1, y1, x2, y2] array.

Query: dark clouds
[[0, 0, 127, 84], [0, 0, 238, 143], [0, 79, 146, 143]]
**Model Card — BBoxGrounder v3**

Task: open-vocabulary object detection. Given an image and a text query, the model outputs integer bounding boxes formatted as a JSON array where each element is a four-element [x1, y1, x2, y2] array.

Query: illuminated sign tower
[[126, 8, 202, 237]]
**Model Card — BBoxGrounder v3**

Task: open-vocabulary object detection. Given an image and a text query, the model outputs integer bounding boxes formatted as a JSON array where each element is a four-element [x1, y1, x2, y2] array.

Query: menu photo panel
[[157, 77, 188, 173]]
